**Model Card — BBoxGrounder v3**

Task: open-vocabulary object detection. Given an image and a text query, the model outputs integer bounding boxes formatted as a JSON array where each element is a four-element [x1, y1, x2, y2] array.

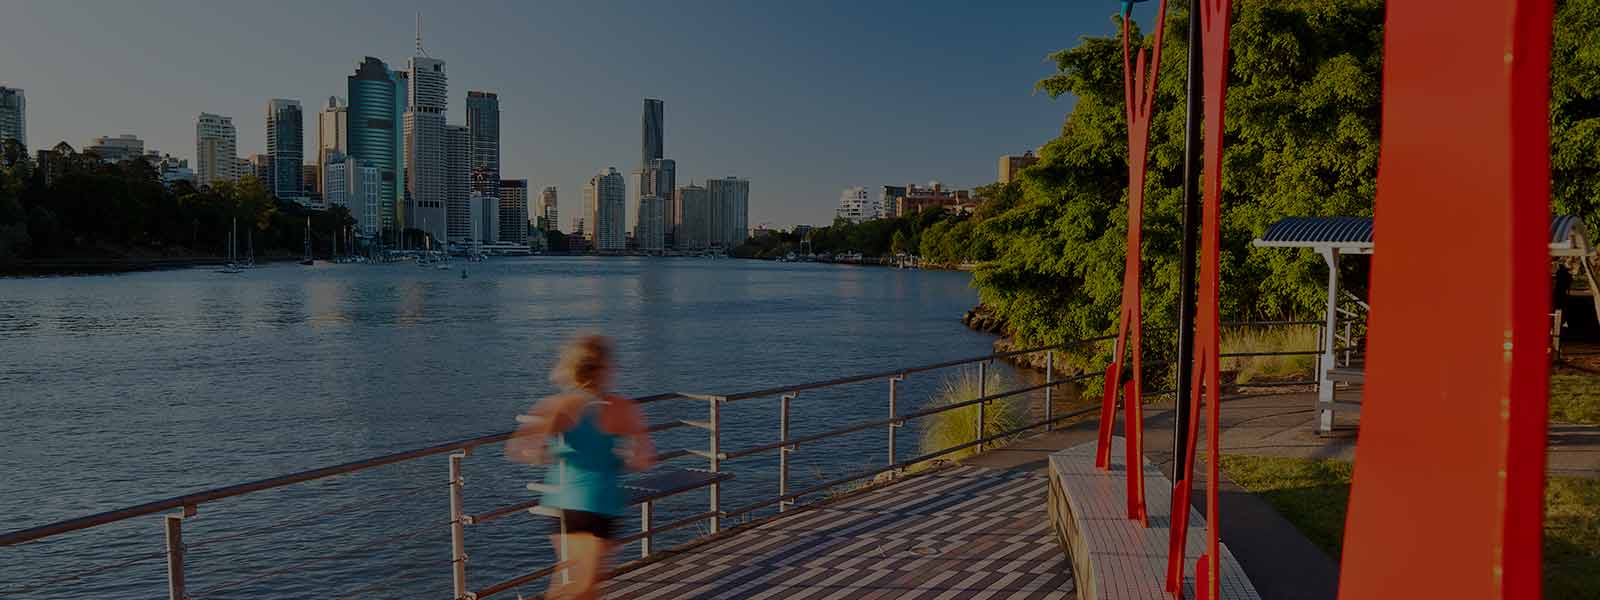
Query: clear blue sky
[[0, 1, 1138, 228]]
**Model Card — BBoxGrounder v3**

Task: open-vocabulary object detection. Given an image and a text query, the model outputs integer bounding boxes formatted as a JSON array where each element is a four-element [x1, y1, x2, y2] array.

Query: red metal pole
[[1164, 0, 1231, 595], [1337, 1, 1552, 597], [1093, 0, 1169, 527]]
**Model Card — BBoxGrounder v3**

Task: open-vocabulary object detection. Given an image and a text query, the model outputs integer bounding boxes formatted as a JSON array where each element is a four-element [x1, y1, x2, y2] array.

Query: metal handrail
[[717, 335, 1117, 403], [0, 392, 688, 547], [3, 321, 1330, 598]]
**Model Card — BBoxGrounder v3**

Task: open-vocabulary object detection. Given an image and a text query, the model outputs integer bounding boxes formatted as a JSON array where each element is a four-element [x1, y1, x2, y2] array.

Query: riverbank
[[0, 255, 320, 276]]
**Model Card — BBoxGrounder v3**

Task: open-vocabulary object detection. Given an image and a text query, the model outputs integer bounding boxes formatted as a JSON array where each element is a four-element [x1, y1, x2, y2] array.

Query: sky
[[0, 1, 1140, 229]]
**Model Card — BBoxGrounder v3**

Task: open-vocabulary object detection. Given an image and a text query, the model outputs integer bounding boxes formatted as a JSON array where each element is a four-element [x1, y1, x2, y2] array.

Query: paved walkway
[[595, 387, 1600, 600], [603, 466, 1075, 599]]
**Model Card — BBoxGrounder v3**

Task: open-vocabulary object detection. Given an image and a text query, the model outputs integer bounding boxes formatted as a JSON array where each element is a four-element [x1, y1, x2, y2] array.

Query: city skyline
[[0, 1, 1129, 227]]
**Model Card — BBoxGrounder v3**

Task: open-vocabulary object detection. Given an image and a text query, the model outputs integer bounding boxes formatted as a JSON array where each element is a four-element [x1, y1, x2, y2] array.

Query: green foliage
[[1222, 455, 1600, 598], [1220, 324, 1319, 383], [0, 149, 356, 263], [978, 0, 1600, 349], [979, 1, 1387, 349], [919, 367, 1025, 461], [1550, 373, 1600, 425], [731, 210, 972, 260], [1219, 454, 1354, 559], [1553, 0, 1600, 236]]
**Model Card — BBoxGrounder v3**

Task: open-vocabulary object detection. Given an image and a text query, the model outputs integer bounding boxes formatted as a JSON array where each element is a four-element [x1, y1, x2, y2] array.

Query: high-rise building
[[706, 177, 750, 249], [644, 158, 677, 246], [880, 185, 907, 219], [636, 194, 665, 251], [585, 167, 626, 251], [84, 134, 144, 162], [249, 154, 274, 183], [541, 187, 559, 232], [404, 26, 449, 244], [324, 151, 381, 238], [466, 91, 500, 195], [195, 113, 238, 188], [347, 57, 407, 233], [641, 98, 663, 168], [676, 184, 710, 250], [837, 186, 877, 222], [266, 98, 304, 200], [499, 179, 528, 245], [445, 124, 472, 243], [0, 86, 24, 149], [317, 97, 347, 183], [998, 151, 1038, 184], [303, 165, 321, 199], [472, 191, 499, 244]]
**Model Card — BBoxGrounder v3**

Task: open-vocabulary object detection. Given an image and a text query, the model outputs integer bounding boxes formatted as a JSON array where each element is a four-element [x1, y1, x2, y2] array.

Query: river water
[[0, 257, 1047, 598]]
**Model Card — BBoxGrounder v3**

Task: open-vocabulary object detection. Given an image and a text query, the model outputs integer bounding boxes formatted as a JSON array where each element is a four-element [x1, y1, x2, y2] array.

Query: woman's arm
[[505, 393, 579, 464], [619, 399, 657, 472]]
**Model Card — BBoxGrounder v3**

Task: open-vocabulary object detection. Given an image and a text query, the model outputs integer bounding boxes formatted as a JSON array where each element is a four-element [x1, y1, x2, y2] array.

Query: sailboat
[[217, 218, 243, 274], [242, 227, 255, 268], [300, 217, 314, 266]]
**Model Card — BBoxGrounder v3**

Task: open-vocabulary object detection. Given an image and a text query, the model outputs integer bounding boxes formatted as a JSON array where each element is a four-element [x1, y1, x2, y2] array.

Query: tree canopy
[[0, 143, 356, 266], [973, 0, 1599, 348]]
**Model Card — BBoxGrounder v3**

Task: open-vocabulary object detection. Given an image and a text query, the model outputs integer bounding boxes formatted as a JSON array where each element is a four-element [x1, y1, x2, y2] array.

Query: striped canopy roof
[[1254, 215, 1592, 256]]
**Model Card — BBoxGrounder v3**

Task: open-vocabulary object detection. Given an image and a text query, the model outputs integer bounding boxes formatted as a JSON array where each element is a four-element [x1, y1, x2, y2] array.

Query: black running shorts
[[560, 509, 618, 540]]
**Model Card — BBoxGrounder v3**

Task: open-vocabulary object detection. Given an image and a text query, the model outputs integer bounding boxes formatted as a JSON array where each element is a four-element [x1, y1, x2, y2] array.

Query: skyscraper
[[347, 57, 406, 233], [676, 184, 710, 250], [0, 86, 24, 149], [249, 154, 273, 183], [647, 158, 677, 246], [445, 124, 472, 244], [586, 167, 626, 251], [406, 43, 449, 243], [540, 187, 559, 232], [324, 151, 380, 238], [706, 177, 750, 249], [466, 91, 500, 195], [266, 99, 304, 201], [317, 97, 348, 183], [472, 191, 499, 245], [499, 180, 528, 245], [636, 195, 665, 251], [195, 113, 238, 188], [641, 98, 663, 168]]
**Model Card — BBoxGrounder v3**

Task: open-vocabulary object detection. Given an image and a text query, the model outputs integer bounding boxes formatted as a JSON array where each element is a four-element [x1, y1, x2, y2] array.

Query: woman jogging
[[507, 334, 656, 600]]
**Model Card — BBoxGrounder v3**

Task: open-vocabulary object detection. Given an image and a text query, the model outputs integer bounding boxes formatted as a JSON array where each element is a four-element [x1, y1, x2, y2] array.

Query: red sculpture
[[1337, 1, 1552, 597], [1093, 0, 1170, 527], [1164, 0, 1231, 596]]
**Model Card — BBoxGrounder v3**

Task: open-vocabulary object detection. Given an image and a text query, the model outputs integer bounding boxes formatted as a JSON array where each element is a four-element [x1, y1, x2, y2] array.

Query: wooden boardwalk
[[603, 466, 1076, 599]]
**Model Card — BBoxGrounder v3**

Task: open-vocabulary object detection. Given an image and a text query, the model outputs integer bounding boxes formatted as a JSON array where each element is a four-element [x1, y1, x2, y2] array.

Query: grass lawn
[[1220, 454, 1600, 599], [1550, 373, 1600, 425]]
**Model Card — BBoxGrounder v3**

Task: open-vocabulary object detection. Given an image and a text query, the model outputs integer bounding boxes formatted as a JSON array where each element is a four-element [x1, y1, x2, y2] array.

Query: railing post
[[164, 513, 186, 600], [1044, 351, 1055, 432], [887, 378, 900, 467], [709, 397, 722, 533], [977, 361, 988, 451], [779, 393, 794, 511], [448, 453, 468, 599], [1343, 321, 1353, 366], [640, 500, 653, 558]]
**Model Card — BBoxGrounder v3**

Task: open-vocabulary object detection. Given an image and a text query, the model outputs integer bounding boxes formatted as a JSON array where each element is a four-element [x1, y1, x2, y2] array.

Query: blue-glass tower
[[347, 57, 407, 234]]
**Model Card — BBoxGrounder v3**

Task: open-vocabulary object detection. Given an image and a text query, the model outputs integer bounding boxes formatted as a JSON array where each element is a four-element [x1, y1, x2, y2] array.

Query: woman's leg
[[563, 532, 607, 599]]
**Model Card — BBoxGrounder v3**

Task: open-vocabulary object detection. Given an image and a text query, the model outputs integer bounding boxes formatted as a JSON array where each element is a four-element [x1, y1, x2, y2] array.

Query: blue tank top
[[541, 398, 627, 516]]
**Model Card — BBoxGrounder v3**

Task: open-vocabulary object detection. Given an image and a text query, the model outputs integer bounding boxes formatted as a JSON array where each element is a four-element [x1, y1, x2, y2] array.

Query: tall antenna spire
[[415, 13, 427, 57]]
